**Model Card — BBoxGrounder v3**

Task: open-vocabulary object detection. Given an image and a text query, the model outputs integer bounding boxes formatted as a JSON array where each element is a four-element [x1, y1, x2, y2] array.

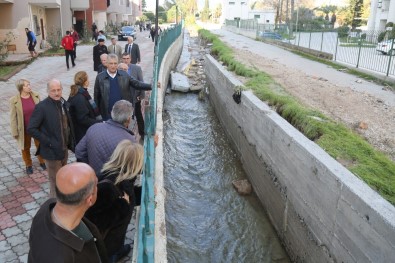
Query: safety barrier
[[137, 21, 183, 263]]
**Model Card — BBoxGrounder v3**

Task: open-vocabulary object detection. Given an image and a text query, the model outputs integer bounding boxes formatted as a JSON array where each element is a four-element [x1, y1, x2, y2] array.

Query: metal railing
[[225, 19, 395, 78], [137, 21, 183, 263]]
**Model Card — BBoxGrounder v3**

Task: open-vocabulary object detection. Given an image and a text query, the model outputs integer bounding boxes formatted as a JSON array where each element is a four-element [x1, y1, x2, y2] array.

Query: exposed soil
[[226, 47, 395, 161]]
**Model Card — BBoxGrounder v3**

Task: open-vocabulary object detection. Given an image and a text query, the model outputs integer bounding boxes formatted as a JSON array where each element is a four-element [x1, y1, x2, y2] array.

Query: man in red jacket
[[61, 31, 75, 70], [70, 27, 79, 59]]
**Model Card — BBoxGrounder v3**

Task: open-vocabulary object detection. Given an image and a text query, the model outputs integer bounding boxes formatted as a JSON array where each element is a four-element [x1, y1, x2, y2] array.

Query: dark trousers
[[104, 211, 132, 256], [135, 101, 145, 138], [65, 50, 75, 69], [73, 43, 77, 59]]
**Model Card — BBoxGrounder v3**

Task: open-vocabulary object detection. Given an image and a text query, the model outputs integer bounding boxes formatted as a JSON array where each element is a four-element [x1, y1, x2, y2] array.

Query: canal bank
[[204, 53, 395, 262]]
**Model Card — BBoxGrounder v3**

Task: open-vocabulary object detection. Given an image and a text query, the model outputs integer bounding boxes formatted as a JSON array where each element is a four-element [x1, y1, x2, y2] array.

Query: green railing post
[[137, 21, 184, 263], [356, 37, 362, 68], [320, 31, 324, 51], [335, 33, 339, 61], [386, 38, 394, 76], [309, 29, 312, 49]]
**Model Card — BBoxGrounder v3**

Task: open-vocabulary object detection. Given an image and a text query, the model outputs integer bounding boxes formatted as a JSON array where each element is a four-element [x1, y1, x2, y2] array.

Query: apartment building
[[0, 0, 135, 55], [367, 0, 395, 31], [222, 0, 275, 24]]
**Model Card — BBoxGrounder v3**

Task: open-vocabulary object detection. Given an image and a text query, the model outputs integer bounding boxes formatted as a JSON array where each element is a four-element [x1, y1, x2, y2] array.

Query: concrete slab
[[171, 71, 190, 92]]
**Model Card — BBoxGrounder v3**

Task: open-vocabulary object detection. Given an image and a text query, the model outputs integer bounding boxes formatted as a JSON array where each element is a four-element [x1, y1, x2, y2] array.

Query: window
[[33, 15, 41, 36], [241, 2, 245, 4], [254, 15, 260, 19], [229, 2, 235, 5], [266, 20, 269, 23]]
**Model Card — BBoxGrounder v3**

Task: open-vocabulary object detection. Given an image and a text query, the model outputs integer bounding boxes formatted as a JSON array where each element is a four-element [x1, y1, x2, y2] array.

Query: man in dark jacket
[[28, 79, 75, 198], [93, 38, 108, 72], [28, 163, 108, 263], [94, 53, 151, 121], [124, 36, 140, 64], [75, 100, 136, 176]]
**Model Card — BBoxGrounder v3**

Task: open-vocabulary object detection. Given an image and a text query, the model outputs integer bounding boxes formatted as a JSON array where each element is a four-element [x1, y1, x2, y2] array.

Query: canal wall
[[204, 54, 395, 262], [154, 30, 184, 263]]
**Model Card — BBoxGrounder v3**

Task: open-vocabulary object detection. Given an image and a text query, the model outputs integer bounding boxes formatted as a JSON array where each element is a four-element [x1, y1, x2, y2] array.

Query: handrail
[[137, 21, 183, 263]]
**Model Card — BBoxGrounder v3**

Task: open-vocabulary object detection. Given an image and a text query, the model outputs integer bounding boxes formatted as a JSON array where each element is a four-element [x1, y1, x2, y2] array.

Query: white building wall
[[222, 0, 275, 24], [367, 0, 395, 31]]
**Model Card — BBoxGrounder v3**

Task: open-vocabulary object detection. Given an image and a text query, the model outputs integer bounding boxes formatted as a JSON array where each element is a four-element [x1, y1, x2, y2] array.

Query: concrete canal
[[163, 91, 290, 262]]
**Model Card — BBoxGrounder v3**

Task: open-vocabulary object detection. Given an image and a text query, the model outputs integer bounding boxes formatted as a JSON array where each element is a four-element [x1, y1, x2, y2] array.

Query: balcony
[[28, 0, 60, 8], [70, 0, 89, 10], [0, 0, 14, 3]]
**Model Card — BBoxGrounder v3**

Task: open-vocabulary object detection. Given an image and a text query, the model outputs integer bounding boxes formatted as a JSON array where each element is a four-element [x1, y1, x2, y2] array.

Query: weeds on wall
[[46, 26, 62, 50]]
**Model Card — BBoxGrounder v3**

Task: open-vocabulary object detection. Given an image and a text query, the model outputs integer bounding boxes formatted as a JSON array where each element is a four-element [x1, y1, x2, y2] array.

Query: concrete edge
[[205, 53, 395, 262], [153, 29, 185, 263]]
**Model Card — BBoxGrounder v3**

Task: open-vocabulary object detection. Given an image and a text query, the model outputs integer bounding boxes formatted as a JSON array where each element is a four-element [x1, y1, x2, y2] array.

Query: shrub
[[378, 31, 387, 42], [46, 26, 62, 50], [0, 31, 15, 62], [386, 22, 393, 28], [337, 25, 349, 38]]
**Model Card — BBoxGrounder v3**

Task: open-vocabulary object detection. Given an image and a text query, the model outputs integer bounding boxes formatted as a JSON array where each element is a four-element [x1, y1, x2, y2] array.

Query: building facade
[[0, 0, 136, 55], [222, 0, 275, 24], [367, 0, 395, 31]]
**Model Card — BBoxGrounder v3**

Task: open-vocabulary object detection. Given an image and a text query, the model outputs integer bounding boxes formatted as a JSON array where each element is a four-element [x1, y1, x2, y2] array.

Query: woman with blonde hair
[[68, 71, 102, 144], [86, 140, 144, 263], [9, 79, 46, 174]]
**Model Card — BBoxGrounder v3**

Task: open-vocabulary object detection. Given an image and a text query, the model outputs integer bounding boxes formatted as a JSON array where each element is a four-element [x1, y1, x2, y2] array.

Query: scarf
[[78, 87, 102, 120]]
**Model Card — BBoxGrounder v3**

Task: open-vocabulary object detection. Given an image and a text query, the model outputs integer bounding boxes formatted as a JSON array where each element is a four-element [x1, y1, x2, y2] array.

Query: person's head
[[66, 30, 70, 35], [100, 53, 108, 66], [15, 79, 31, 94], [70, 71, 89, 97], [25, 28, 29, 33], [101, 140, 144, 185], [47, 79, 62, 101], [99, 30, 104, 35], [127, 36, 134, 44], [111, 37, 117, 45], [121, 52, 131, 65], [111, 100, 133, 126], [55, 163, 97, 208], [98, 38, 105, 45], [118, 63, 128, 71], [107, 53, 118, 74]]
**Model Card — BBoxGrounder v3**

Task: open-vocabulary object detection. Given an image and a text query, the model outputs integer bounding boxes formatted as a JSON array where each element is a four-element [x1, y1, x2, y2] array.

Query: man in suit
[[124, 36, 140, 64], [93, 38, 108, 72], [121, 52, 145, 139], [107, 37, 123, 59]]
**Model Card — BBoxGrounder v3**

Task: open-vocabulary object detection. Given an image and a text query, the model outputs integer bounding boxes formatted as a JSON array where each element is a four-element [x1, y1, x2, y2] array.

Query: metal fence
[[137, 22, 183, 263], [225, 19, 395, 78]]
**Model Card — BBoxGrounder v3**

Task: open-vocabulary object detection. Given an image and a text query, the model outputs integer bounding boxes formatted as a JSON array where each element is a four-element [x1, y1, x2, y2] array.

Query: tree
[[142, 0, 147, 11], [201, 0, 210, 21], [164, 0, 176, 10], [213, 3, 222, 21], [166, 5, 177, 23]]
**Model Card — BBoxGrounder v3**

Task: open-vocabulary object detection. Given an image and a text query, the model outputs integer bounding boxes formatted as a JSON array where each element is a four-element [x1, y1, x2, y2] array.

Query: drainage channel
[[163, 90, 290, 262]]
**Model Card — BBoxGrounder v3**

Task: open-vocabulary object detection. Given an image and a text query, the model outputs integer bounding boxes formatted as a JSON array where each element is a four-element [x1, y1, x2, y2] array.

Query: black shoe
[[40, 163, 47, 170], [26, 166, 33, 174], [72, 64, 76, 67], [109, 244, 132, 263]]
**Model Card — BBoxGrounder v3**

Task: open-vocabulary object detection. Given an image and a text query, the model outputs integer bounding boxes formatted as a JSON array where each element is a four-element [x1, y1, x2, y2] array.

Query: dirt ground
[[227, 48, 395, 161]]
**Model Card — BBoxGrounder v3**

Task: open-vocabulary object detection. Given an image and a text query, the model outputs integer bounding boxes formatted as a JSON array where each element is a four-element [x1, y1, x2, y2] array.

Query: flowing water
[[164, 92, 290, 263]]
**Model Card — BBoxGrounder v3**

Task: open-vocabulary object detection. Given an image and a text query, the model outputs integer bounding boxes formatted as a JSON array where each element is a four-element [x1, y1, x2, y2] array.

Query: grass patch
[[41, 48, 65, 56], [0, 65, 19, 78], [199, 29, 395, 205]]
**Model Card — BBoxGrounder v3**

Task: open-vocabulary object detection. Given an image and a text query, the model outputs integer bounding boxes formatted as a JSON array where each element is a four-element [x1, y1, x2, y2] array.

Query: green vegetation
[[41, 48, 64, 56], [0, 65, 18, 78], [199, 28, 395, 205]]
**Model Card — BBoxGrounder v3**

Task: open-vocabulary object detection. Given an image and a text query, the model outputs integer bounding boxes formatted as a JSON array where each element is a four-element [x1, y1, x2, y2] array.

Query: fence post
[[334, 33, 339, 61], [356, 36, 363, 68], [320, 31, 324, 51], [386, 38, 394, 76], [298, 31, 301, 46], [309, 29, 312, 49]]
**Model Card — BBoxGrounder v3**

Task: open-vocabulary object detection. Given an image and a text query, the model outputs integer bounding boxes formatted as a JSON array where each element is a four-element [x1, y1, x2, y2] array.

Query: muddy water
[[163, 92, 290, 263]]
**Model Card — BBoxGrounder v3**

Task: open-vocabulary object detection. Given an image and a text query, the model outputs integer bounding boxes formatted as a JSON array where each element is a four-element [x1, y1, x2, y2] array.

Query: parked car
[[376, 40, 395, 55], [258, 31, 282, 40], [118, 26, 137, 41]]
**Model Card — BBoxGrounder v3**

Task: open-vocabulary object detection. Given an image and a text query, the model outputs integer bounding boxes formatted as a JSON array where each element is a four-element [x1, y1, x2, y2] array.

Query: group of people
[[9, 49, 158, 261]]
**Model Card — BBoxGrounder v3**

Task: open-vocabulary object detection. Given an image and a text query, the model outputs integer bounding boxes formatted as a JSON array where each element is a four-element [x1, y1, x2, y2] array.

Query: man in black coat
[[93, 38, 108, 71], [94, 53, 151, 121], [28, 79, 75, 198], [124, 36, 140, 64], [28, 163, 109, 263]]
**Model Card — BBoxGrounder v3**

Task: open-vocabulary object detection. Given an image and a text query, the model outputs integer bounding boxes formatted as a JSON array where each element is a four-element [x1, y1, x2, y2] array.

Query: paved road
[[0, 31, 155, 263], [209, 27, 395, 107]]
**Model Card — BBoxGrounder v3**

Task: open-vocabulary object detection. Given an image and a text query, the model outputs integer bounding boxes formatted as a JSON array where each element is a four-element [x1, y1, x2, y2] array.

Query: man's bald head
[[55, 163, 97, 206]]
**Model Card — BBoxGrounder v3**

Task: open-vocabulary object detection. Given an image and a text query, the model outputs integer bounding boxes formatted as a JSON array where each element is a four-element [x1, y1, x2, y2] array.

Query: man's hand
[[157, 82, 161, 88], [123, 192, 130, 204]]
